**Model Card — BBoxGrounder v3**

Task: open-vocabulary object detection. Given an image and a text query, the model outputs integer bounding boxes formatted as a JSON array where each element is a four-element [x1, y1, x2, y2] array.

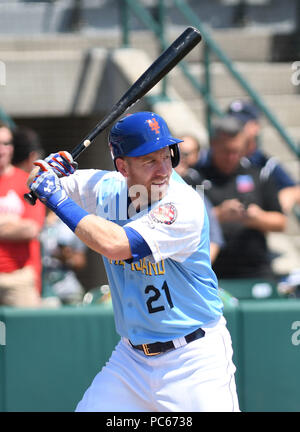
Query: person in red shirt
[[12, 125, 46, 298], [0, 121, 45, 306]]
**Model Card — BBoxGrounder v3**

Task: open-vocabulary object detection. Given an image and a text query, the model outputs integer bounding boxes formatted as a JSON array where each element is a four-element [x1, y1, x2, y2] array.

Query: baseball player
[[28, 112, 240, 412]]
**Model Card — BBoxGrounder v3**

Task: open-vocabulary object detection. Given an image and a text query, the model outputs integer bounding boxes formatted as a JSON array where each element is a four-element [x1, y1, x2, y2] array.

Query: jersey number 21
[[145, 281, 174, 314]]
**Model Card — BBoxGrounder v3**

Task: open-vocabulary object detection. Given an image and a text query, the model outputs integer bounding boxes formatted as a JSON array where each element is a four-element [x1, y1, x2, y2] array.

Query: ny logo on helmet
[[147, 118, 160, 134]]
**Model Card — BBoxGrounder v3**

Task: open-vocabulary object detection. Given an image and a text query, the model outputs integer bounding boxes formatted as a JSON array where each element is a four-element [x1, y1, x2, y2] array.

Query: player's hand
[[29, 160, 68, 211], [44, 151, 78, 177]]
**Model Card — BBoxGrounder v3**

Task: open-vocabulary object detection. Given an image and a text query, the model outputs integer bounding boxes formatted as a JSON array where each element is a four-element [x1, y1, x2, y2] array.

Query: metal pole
[[203, 42, 212, 140], [294, 0, 300, 58], [119, 0, 130, 47], [232, 0, 247, 27], [157, 0, 167, 98], [69, 0, 84, 32]]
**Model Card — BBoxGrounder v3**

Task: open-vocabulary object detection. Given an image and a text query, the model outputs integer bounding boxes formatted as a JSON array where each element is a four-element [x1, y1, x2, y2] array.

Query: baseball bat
[[25, 26, 202, 205]]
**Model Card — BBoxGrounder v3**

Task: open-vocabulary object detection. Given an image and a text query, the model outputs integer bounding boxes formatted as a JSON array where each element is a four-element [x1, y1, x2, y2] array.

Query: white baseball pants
[[75, 316, 240, 412]]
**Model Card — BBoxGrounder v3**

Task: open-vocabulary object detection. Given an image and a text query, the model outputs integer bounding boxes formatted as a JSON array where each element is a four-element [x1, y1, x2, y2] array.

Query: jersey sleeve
[[60, 169, 107, 214], [125, 184, 206, 263]]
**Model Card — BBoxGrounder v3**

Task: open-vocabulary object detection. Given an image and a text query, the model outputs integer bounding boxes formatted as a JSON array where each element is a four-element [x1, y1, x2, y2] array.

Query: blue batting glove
[[30, 161, 68, 211], [30, 159, 88, 232], [44, 150, 78, 177]]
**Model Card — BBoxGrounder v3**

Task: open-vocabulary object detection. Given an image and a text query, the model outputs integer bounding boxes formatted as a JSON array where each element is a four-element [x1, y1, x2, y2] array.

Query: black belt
[[129, 327, 205, 356]]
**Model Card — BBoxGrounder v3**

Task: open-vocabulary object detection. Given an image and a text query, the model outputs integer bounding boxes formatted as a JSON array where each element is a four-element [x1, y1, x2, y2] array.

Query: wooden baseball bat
[[25, 26, 202, 205]]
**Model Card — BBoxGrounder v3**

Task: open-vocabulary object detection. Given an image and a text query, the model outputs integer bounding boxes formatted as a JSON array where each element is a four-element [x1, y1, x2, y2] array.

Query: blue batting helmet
[[109, 112, 182, 169]]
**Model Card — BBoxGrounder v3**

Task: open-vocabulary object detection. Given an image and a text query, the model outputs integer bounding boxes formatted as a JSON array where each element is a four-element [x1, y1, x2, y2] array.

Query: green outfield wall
[[0, 298, 300, 412]]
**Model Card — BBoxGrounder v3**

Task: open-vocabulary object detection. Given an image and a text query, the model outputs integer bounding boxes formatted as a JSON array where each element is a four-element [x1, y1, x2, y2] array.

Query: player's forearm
[[28, 165, 132, 260], [75, 214, 132, 261]]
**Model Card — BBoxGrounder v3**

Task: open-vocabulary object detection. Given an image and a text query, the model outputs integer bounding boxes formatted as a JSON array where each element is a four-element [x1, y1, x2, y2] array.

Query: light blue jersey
[[61, 169, 223, 344]]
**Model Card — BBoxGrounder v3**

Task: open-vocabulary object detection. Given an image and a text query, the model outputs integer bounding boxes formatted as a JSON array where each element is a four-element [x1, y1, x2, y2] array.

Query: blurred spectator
[[196, 116, 286, 280], [175, 135, 224, 263], [175, 135, 203, 186], [277, 268, 300, 298], [11, 125, 87, 305], [227, 99, 300, 214], [0, 120, 44, 306], [12, 126, 44, 172], [12, 125, 46, 296], [40, 209, 87, 305]]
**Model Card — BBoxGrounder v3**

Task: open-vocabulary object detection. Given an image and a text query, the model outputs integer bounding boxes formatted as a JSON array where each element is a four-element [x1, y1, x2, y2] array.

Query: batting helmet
[[109, 112, 182, 169]]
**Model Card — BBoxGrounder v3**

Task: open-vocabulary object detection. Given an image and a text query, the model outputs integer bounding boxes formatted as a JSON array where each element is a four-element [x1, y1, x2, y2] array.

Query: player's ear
[[115, 157, 129, 177]]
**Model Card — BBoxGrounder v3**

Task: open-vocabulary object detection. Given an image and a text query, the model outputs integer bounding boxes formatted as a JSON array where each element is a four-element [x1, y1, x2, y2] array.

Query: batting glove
[[30, 160, 68, 211], [30, 159, 89, 233], [44, 151, 78, 177]]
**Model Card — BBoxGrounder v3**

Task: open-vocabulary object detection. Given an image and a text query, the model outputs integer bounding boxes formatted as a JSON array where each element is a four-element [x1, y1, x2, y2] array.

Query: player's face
[[0, 126, 13, 174], [119, 147, 173, 206]]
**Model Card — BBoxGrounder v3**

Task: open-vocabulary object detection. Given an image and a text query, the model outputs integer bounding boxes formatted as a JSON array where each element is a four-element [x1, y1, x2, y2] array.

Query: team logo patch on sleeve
[[149, 203, 177, 225]]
